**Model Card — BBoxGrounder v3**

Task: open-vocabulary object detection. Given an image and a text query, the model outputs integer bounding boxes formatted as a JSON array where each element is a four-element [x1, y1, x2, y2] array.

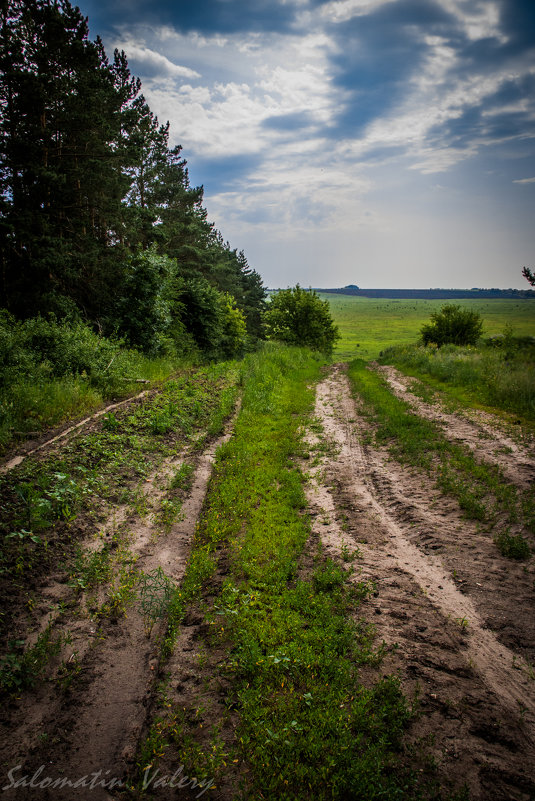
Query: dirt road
[[306, 363, 535, 800], [1, 361, 534, 800]]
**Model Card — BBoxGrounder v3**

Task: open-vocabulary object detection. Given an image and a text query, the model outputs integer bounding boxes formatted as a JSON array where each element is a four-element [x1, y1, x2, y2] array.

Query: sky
[[78, 0, 535, 289]]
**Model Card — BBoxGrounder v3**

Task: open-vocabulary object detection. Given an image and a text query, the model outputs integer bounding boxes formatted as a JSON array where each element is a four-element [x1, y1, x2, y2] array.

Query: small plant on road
[[494, 529, 531, 560], [138, 567, 175, 636]]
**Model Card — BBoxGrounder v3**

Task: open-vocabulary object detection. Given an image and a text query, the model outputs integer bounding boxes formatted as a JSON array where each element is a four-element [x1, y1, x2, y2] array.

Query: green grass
[[133, 344, 428, 801], [347, 360, 535, 538], [379, 342, 535, 422], [0, 362, 242, 691], [0, 351, 193, 454], [494, 530, 531, 560], [316, 294, 535, 361]]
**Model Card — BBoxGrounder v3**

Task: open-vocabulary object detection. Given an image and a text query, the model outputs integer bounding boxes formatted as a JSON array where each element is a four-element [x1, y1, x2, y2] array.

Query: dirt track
[[306, 363, 535, 800], [0, 404, 239, 801], [1, 363, 535, 800]]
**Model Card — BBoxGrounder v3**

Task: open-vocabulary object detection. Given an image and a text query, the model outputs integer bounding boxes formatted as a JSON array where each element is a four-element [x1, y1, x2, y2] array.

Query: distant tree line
[[319, 287, 535, 300], [0, 0, 265, 358]]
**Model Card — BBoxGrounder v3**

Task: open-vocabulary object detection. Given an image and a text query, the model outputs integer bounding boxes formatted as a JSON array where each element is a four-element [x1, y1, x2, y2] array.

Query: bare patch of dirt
[[304, 363, 535, 801]]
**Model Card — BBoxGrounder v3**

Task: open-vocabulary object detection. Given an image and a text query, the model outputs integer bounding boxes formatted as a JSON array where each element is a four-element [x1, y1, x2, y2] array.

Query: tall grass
[[0, 311, 195, 451], [380, 342, 535, 421]]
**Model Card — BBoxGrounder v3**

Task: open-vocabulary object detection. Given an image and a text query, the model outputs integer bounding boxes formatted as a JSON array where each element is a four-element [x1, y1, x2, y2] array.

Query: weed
[[102, 411, 120, 431], [68, 543, 113, 591], [340, 539, 360, 562], [154, 497, 183, 534], [494, 530, 531, 560], [0, 623, 63, 694], [312, 559, 347, 592], [137, 567, 175, 636], [169, 462, 194, 491]]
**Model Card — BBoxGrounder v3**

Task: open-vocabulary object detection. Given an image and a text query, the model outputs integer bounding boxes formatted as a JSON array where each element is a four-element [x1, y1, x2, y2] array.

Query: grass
[[494, 530, 531, 560], [379, 341, 535, 422], [0, 350, 190, 454], [0, 622, 64, 694], [317, 294, 535, 361], [346, 360, 535, 539], [0, 361, 242, 693], [132, 344, 426, 801]]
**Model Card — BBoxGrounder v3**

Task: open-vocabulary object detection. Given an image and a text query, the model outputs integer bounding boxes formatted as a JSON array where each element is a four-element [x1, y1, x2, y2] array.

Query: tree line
[[0, 0, 265, 359]]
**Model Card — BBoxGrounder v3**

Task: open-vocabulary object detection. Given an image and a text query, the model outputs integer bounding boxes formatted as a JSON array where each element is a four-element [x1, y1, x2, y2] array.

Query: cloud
[[113, 40, 200, 79], [78, 0, 535, 288]]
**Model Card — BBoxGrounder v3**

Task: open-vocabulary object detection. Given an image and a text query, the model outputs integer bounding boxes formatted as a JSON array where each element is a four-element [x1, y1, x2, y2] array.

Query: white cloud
[[114, 25, 339, 163], [114, 39, 200, 79], [513, 177, 535, 184], [438, 0, 507, 43]]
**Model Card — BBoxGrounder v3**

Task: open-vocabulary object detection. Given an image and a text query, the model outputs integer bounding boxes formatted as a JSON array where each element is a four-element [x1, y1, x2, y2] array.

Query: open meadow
[[318, 293, 535, 360]]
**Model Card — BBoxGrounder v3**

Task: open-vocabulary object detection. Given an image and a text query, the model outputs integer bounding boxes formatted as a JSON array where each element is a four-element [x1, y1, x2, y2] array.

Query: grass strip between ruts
[[136, 345, 427, 801], [347, 359, 535, 543]]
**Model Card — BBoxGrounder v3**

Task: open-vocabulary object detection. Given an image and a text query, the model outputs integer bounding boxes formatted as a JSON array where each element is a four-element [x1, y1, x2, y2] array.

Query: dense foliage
[[420, 304, 483, 347], [265, 286, 340, 355], [0, 0, 265, 356]]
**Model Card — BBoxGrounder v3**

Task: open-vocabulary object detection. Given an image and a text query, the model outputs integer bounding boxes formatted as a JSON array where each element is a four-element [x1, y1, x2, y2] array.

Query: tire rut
[[1, 405, 239, 801], [305, 363, 535, 801], [375, 364, 535, 490]]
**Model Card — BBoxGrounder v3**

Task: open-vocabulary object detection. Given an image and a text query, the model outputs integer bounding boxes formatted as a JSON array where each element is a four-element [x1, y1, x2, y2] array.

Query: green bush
[[421, 304, 483, 347], [219, 293, 247, 358], [264, 285, 340, 355]]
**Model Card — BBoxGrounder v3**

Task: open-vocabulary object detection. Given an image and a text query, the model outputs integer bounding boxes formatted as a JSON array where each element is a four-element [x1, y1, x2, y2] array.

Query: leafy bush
[[113, 250, 180, 356], [219, 293, 247, 358], [264, 285, 340, 355], [421, 304, 483, 347]]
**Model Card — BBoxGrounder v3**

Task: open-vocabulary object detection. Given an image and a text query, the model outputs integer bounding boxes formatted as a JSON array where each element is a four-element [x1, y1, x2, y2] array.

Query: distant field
[[317, 294, 535, 360]]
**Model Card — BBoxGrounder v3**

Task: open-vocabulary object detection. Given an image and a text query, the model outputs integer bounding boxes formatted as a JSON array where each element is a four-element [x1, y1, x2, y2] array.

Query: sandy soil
[[0, 403, 239, 801], [305, 363, 535, 800]]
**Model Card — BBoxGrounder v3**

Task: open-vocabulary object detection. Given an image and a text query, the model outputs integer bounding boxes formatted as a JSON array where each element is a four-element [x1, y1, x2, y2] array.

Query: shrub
[[113, 250, 181, 356], [264, 285, 340, 356], [421, 304, 483, 347], [219, 293, 247, 358]]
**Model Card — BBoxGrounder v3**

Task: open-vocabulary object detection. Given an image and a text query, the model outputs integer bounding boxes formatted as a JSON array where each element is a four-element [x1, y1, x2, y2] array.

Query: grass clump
[[494, 530, 531, 560], [0, 623, 64, 695]]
